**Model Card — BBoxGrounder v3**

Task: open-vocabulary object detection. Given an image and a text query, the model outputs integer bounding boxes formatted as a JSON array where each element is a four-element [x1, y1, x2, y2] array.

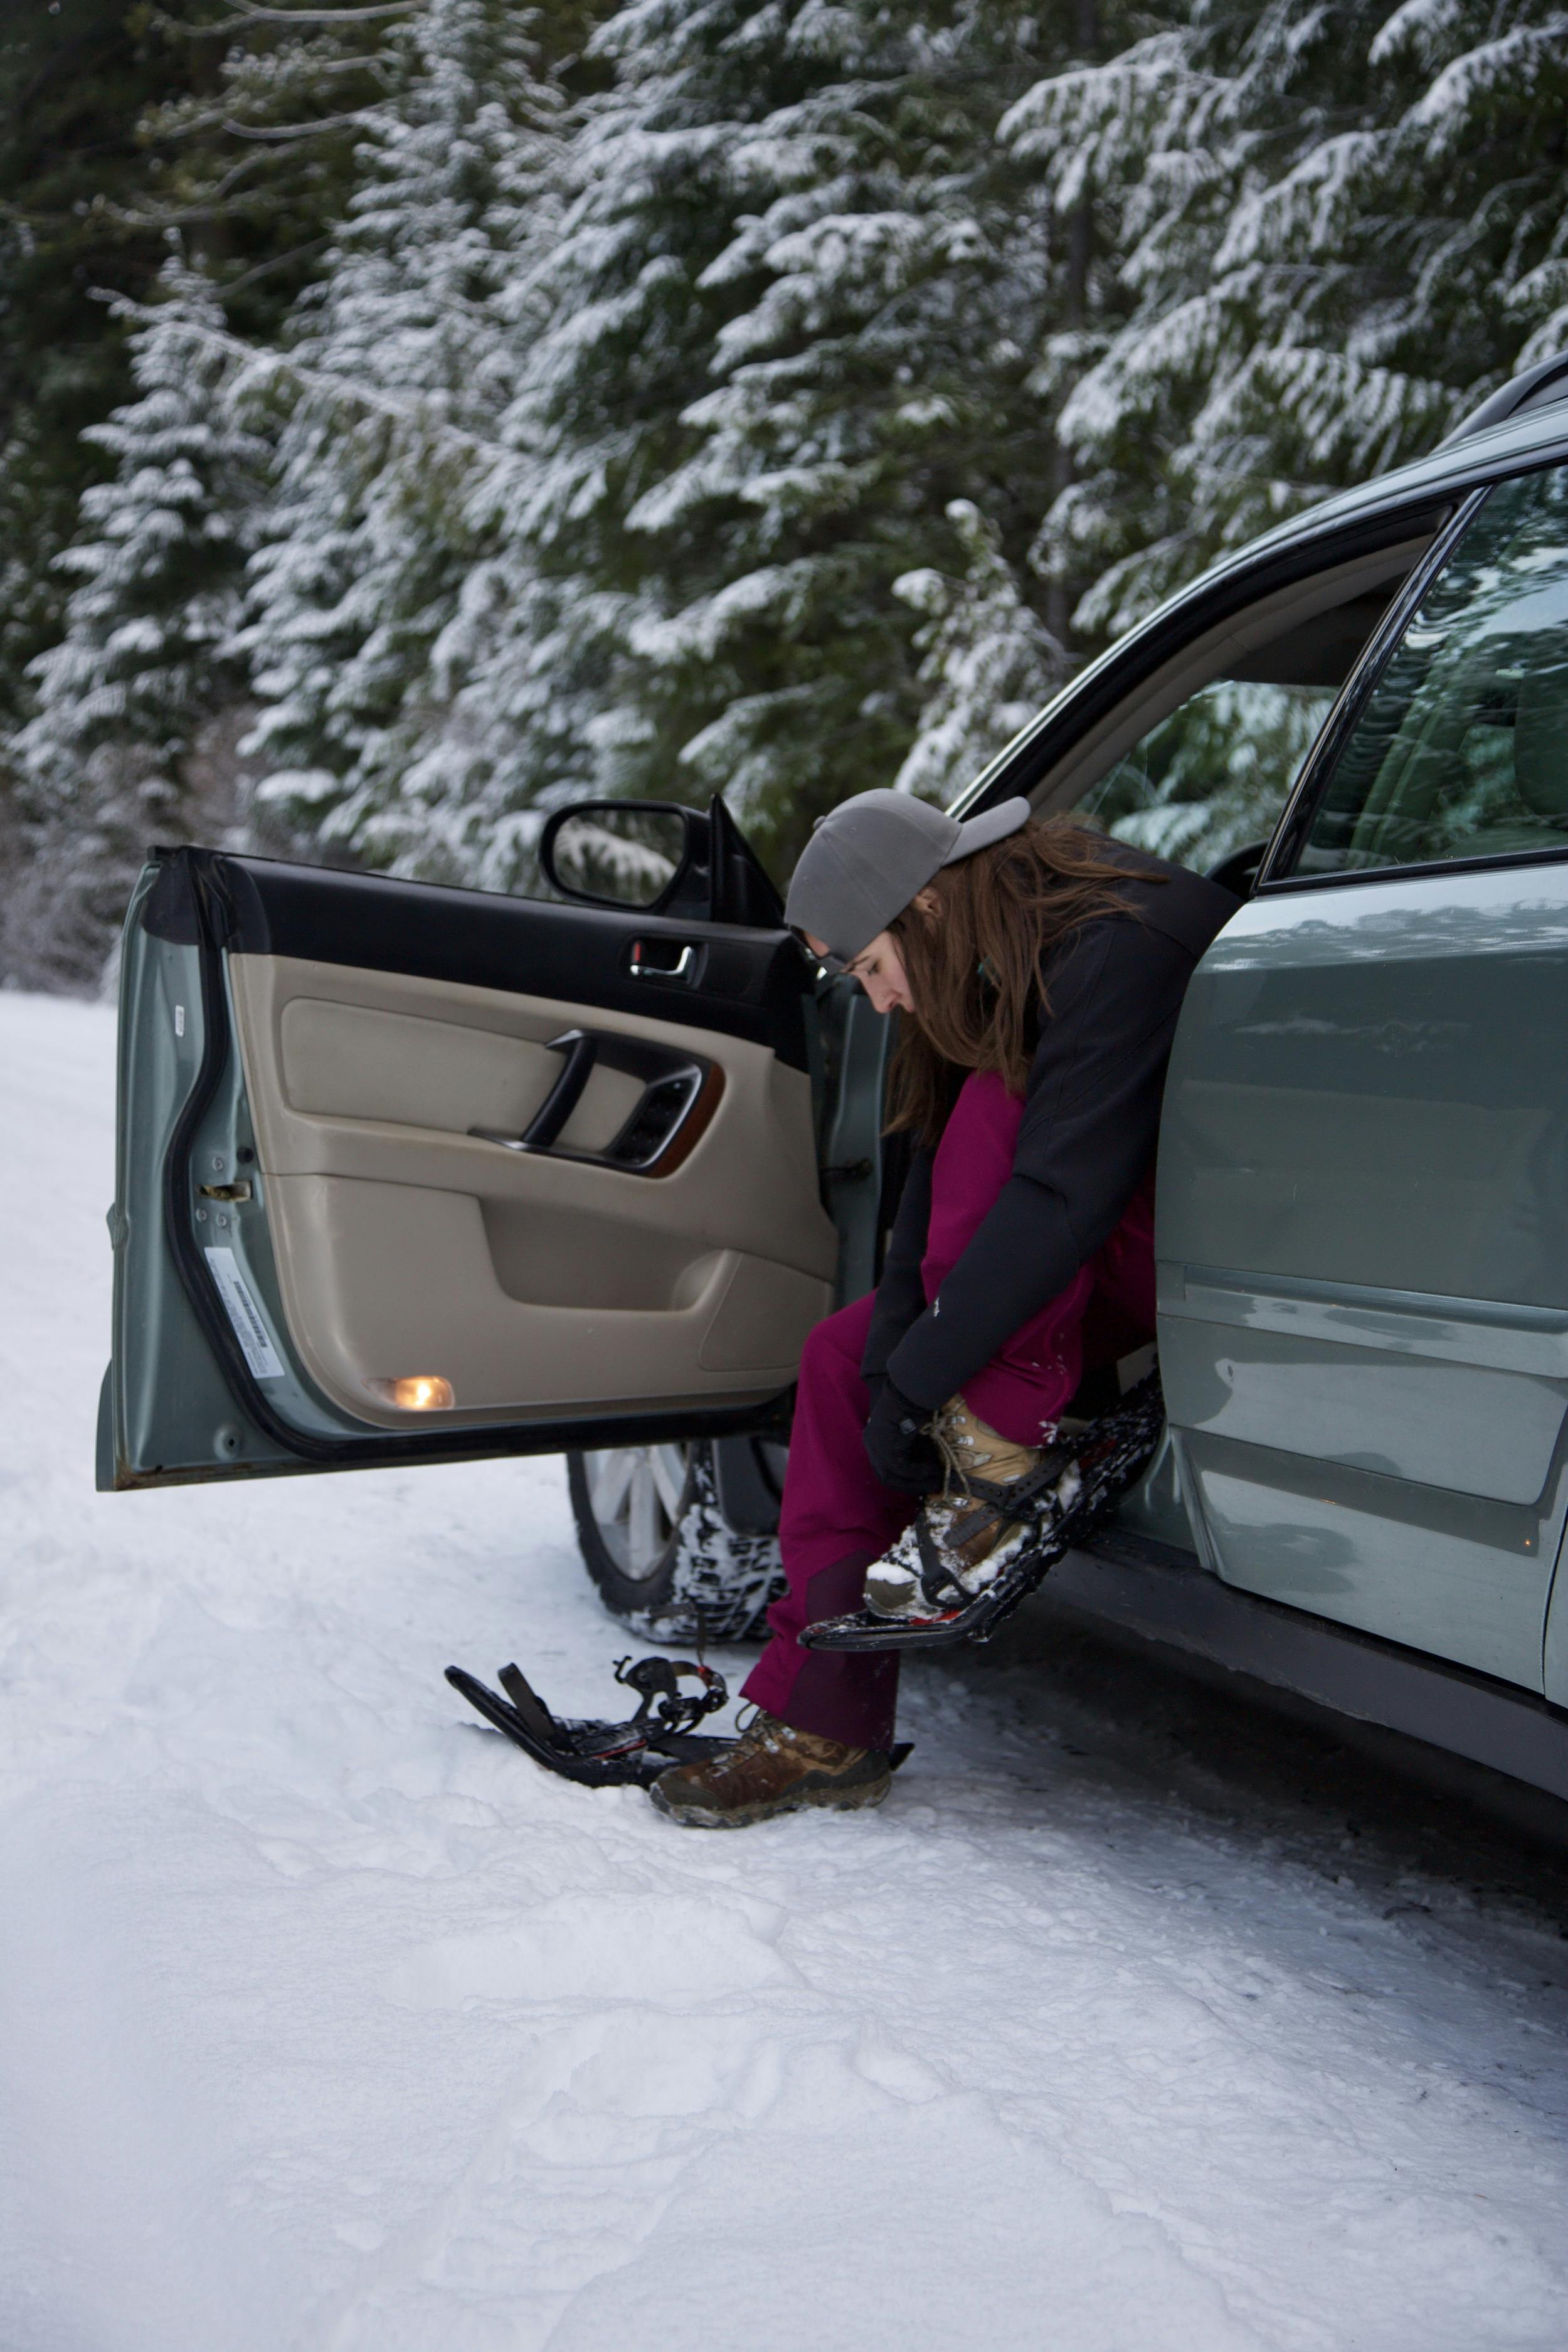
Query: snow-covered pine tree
[[1245, 0, 1568, 413], [891, 498, 1068, 801], [138, 0, 402, 278], [553, 0, 1107, 869], [470, 0, 849, 877], [1004, 0, 1568, 645], [235, 0, 563, 886], [16, 0, 1567, 982], [3, 258, 267, 990]]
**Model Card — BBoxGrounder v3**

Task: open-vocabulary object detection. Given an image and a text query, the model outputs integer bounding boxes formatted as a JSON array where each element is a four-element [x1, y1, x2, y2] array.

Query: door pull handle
[[470, 1030, 597, 1153], [469, 1029, 719, 1173], [627, 941, 695, 980]]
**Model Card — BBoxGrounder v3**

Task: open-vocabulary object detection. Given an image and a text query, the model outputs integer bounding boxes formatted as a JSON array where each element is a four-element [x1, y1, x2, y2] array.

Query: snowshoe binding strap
[[800, 1374, 1167, 1655], [911, 1452, 1076, 1609], [612, 1652, 729, 1739], [445, 1651, 731, 1788], [496, 1661, 559, 1744]]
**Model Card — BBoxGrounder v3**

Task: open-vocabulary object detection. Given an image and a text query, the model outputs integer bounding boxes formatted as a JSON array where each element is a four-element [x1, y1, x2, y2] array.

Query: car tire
[[566, 1439, 785, 1641]]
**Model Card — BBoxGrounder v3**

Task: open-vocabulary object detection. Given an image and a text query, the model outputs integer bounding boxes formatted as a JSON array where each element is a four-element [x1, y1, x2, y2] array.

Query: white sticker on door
[[204, 1246, 285, 1380]]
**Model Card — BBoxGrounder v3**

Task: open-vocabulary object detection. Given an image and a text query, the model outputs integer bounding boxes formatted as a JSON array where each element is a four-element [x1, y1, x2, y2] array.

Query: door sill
[[1047, 1528, 1568, 1808]]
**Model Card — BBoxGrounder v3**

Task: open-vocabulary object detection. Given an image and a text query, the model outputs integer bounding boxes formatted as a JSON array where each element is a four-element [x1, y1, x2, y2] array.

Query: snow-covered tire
[[566, 1441, 785, 1642]]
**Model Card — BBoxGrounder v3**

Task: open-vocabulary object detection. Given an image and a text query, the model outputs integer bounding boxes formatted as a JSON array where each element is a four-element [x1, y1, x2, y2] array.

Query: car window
[[1076, 680, 1337, 874], [1293, 464, 1568, 878]]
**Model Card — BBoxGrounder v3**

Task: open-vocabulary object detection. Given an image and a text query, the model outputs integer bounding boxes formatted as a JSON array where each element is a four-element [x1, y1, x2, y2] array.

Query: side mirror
[[539, 796, 783, 927], [539, 801, 695, 912]]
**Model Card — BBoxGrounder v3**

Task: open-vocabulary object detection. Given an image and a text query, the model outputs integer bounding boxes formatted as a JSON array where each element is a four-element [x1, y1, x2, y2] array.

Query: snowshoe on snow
[[444, 1651, 733, 1788], [799, 1374, 1166, 1655]]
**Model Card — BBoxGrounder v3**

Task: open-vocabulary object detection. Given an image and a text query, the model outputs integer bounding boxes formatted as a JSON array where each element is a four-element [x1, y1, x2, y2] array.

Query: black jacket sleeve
[[884, 893, 1220, 1409], [858, 1147, 933, 1384]]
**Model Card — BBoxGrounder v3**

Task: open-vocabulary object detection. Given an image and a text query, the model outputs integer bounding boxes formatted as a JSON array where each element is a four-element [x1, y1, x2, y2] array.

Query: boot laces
[[930, 1406, 979, 1501], [702, 1710, 793, 1783], [930, 1403, 1021, 1500]]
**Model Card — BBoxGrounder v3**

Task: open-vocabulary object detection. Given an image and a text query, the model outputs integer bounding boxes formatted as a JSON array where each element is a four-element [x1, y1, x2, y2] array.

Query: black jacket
[[862, 846, 1237, 1409]]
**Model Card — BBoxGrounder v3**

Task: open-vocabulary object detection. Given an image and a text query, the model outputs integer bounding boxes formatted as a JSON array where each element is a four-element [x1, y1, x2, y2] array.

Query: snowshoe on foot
[[444, 1651, 731, 1788], [862, 1395, 1076, 1621], [802, 1374, 1166, 1654]]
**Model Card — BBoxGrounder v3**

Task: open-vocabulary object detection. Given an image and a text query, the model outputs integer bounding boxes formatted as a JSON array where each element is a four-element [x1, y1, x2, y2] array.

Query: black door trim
[[1256, 486, 1492, 889], [142, 847, 812, 1070]]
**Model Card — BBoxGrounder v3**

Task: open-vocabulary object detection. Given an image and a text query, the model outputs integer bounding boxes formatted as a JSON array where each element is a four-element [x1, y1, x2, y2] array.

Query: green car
[[105, 354, 1568, 1803]]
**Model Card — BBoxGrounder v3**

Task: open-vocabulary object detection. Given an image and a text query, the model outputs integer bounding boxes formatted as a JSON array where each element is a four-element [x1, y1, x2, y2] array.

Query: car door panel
[[228, 950, 833, 1428], [1157, 865, 1568, 1690], [107, 846, 835, 1488]]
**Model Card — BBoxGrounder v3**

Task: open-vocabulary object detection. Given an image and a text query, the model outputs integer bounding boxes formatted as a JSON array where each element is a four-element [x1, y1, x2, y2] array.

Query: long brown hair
[[886, 817, 1149, 1145]]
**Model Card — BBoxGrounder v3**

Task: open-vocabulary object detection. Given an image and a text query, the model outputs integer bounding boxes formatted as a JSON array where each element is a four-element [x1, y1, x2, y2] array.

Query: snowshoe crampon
[[800, 1375, 1166, 1655], [445, 1651, 732, 1788]]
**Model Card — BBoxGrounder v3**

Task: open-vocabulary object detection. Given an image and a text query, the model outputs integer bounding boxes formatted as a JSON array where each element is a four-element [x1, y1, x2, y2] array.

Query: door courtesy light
[[371, 1375, 456, 1411]]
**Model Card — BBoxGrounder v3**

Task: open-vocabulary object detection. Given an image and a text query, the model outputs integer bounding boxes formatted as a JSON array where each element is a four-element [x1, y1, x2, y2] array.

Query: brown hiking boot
[[649, 1712, 892, 1829], [928, 1396, 1047, 1569]]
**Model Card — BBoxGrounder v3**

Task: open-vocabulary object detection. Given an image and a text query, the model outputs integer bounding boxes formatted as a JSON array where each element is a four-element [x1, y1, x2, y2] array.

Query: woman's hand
[[864, 1374, 943, 1494]]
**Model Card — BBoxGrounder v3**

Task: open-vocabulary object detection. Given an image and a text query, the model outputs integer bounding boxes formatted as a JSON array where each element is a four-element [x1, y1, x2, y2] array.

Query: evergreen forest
[[2, 0, 1565, 988]]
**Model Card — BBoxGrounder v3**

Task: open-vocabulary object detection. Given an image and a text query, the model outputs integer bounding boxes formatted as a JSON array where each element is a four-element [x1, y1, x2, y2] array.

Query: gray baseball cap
[[785, 790, 1032, 971]]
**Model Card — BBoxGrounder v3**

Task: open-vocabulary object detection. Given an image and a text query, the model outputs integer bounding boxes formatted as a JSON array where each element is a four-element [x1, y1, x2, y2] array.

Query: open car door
[[102, 802, 837, 1490]]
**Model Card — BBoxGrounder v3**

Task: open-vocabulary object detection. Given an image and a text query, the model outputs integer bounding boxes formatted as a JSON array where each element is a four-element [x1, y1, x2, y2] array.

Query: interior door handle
[[628, 941, 695, 980], [470, 1030, 596, 1153]]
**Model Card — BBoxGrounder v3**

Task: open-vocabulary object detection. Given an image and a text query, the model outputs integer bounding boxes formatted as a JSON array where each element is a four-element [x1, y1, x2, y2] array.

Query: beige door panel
[[228, 954, 837, 1428], [265, 1175, 827, 1426]]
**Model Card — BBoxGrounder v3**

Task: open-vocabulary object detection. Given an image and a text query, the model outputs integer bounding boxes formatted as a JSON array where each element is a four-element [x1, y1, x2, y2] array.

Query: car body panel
[[1156, 863, 1568, 1690], [1544, 1550, 1568, 1710]]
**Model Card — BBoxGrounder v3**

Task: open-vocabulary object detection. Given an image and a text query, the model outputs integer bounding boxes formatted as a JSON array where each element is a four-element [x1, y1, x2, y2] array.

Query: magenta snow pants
[[740, 1069, 1155, 1748]]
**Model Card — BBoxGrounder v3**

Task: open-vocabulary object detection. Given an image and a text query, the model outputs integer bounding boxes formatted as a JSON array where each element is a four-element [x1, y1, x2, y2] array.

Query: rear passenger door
[[1157, 461, 1568, 1693]]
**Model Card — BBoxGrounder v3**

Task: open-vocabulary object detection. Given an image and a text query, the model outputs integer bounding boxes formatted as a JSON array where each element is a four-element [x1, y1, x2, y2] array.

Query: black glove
[[863, 1374, 942, 1495]]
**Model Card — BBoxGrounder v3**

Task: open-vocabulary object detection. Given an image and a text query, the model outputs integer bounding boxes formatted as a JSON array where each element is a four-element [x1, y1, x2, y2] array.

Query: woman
[[651, 789, 1236, 1829]]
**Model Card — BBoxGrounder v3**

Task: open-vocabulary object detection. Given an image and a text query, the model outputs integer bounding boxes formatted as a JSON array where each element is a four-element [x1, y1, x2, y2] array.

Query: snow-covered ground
[[3, 989, 1567, 2352]]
